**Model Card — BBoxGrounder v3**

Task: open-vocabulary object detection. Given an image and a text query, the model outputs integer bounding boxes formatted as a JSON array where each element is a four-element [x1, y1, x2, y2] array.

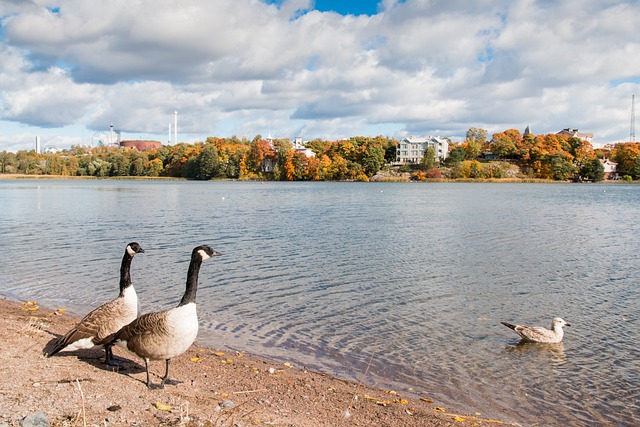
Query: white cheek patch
[[126, 246, 136, 256], [198, 249, 211, 261]]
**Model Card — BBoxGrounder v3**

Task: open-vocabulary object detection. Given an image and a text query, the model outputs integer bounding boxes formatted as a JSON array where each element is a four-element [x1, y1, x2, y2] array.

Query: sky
[[0, 0, 638, 152]]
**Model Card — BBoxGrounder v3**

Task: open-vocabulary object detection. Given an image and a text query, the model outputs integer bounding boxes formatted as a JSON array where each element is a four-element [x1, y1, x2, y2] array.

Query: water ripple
[[2, 181, 639, 426]]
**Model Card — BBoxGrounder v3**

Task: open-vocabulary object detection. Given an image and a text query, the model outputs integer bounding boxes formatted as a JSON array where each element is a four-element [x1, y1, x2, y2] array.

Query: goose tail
[[43, 335, 66, 357]]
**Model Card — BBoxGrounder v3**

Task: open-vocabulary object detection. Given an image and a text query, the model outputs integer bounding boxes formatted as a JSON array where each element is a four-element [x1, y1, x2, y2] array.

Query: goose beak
[[139, 248, 145, 253], [211, 250, 222, 257]]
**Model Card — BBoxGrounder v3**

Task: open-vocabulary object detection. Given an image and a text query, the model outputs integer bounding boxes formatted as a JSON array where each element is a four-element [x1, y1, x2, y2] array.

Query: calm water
[[1, 180, 638, 426]]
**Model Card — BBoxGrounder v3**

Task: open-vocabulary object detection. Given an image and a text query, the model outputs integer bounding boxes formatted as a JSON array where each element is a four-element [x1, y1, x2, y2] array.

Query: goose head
[[126, 242, 145, 256], [193, 244, 221, 261]]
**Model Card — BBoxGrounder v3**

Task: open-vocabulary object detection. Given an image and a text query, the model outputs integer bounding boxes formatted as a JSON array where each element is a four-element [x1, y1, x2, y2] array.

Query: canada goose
[[109, 244, 221, 388], [45, 242, 145, 364], [501, 317, 570, 343]]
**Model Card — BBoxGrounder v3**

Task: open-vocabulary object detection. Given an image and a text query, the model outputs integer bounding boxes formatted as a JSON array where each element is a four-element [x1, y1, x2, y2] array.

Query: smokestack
[[174, 110, 178, 144], [35, 136, 41, 154]]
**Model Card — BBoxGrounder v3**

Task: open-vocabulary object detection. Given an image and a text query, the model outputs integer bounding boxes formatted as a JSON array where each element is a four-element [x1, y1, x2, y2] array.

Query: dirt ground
[[0, 297, 516, 427]]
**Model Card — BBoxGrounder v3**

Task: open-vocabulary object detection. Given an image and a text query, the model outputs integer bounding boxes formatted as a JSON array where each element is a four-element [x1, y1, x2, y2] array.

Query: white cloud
[[1, 0, 639, 151]]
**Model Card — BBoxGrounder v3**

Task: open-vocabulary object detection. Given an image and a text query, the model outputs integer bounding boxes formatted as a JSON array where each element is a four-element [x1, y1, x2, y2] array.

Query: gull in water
[[501, 317, 570, 343]]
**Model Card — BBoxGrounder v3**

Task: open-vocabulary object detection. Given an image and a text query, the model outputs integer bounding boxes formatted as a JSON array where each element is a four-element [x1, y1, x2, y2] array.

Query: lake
[[1, 179, 638, 426]]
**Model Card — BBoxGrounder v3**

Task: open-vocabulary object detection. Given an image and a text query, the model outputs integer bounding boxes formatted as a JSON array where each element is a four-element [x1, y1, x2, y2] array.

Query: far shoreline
[[1, 172, 630, 184]]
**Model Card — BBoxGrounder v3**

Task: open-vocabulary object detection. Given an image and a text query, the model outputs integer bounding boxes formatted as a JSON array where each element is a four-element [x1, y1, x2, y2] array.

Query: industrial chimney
[[174, 110, 178, 145]]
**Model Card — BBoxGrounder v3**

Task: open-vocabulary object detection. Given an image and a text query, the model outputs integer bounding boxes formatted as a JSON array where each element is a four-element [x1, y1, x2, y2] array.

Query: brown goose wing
[[114, 311, 170, 347], [45, 303, 109, 356]]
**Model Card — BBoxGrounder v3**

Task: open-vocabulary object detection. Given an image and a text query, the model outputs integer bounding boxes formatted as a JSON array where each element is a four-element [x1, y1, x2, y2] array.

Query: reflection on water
[[1, 180, 639, 427], [505, 341, 567, 364]]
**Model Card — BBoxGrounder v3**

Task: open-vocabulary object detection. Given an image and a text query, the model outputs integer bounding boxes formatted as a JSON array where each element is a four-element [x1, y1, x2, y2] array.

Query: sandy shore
[[0, 297, 515, 426]]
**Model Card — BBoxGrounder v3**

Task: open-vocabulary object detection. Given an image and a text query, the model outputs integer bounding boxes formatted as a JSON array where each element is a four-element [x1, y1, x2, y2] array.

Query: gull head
[[552, 317, 570, 329]]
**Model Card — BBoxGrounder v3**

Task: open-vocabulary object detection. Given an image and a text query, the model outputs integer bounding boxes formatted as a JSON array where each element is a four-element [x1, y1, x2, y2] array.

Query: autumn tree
[[463, 127, 487, 159], [612, 143, 640, 177], [490, 129, 521, 159], [246, 139, 276, 175]]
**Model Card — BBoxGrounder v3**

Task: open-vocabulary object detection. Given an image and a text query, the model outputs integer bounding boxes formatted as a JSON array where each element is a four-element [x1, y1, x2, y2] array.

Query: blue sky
[[268, 0, 383, 16], [0, 0, 638, 152]]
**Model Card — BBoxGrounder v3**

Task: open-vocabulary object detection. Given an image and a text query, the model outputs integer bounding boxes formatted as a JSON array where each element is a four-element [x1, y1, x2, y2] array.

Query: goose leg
[[104, 344, 118, 366], [104, 345, 112, 365], [144, 358, 152, 388], [159, 359, 171, 388]]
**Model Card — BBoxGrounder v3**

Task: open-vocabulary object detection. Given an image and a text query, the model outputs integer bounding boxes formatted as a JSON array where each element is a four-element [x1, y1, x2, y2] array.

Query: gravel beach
[[0, 297, 514, 426]]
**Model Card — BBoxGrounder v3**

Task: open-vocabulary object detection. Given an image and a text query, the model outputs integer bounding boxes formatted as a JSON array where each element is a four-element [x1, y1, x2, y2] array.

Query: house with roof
[[600, 158, 619, 180], [557, 128, 593, 144], [395, 136, 449, 164]]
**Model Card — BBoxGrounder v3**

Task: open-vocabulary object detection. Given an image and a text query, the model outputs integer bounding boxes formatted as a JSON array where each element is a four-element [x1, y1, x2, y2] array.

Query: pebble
[[221, 400, 236, 409], [20, 412, 49, 427]]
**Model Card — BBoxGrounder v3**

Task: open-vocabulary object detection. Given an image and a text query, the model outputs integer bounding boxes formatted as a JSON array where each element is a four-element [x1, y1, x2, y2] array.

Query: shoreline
[[0, 172, 627, 184], [0, 296, 516, 426]]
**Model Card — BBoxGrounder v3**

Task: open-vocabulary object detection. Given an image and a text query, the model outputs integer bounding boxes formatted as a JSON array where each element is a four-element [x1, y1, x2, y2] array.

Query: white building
[[395, 136, 449, 164], [293, 136, 315, 157]]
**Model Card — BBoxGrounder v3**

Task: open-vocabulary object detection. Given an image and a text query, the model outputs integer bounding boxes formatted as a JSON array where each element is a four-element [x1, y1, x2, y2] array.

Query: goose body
[[115, 303, 198, 361], [501, 317, 570, 343], [110, 245, 220, 388], [45, 242, 145, 364]]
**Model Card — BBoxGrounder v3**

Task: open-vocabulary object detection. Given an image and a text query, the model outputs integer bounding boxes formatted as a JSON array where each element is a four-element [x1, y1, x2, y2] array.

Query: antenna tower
[[631, 94, 636, 143]]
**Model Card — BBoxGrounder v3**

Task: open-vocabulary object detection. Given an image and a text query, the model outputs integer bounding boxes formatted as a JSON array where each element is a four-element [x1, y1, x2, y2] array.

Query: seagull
[[501, 317, 570, 343]]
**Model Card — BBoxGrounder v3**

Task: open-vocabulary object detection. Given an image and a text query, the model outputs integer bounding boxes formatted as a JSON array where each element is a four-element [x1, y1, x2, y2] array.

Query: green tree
[[384, 141, 397, 163], [548, 153, 575, 180], [108, 150, 131, 176], [130, 157, 146, 176], [444, 145, 466, 165], [580, 158, 605, 182], [1, 151, 16, 173], [360, 141, 385, 176], [196, 144, 220, 180], [420, 146, 436, 171], [633, 156, 640, 180], [45, 155, 65, 175]]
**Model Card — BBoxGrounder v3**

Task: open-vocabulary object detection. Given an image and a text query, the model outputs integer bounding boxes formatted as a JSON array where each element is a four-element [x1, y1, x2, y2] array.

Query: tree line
[[1, 129, 639, 181]]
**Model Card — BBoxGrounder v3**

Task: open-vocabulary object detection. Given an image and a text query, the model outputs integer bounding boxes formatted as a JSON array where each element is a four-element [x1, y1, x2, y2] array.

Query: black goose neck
[[119, 251, 134, 294], [178, 257, 202, 307]]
